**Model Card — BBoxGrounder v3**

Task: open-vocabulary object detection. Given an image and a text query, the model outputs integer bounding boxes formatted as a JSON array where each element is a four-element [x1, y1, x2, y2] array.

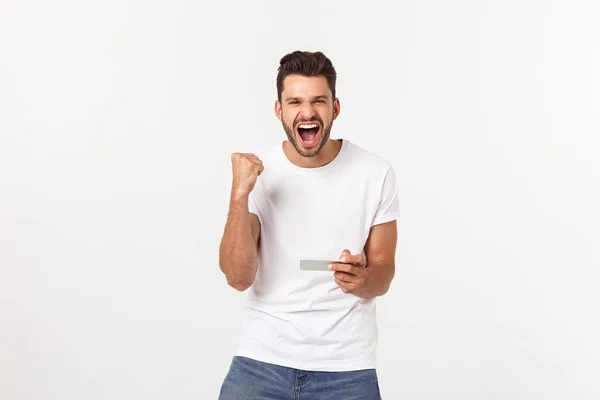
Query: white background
[[1, 0, 599, 399]]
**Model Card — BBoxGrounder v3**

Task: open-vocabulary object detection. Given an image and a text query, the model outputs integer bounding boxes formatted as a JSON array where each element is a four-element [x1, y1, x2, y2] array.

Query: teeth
[[298, 123, 318, 129]]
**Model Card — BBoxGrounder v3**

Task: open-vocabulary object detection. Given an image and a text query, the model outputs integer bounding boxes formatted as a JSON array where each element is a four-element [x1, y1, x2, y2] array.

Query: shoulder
[[250, 142, 281, 166], [344, 140, 394, 175]]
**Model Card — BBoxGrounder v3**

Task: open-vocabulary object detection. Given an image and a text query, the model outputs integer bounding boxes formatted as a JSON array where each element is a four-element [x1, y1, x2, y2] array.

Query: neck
[[283, 139, 343, 168]]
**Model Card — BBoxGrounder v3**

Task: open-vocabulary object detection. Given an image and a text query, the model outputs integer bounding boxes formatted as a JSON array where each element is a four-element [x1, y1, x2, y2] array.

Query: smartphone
[[300, 258, 342, 271]]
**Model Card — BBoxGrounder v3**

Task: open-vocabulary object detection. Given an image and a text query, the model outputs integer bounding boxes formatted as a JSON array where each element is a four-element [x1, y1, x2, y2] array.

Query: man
[[218, 50, 399, 399]]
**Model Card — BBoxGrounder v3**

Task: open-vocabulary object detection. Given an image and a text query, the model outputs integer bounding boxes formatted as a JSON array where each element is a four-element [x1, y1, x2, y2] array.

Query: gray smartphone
[[299, 258, 341, 271]]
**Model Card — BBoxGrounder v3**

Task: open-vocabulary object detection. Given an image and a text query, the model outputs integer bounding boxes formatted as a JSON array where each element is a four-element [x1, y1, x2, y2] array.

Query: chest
[[259, 173, 378, 254]]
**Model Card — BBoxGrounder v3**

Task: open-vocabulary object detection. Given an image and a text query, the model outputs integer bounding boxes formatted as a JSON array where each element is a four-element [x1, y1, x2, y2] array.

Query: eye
[[289, 101, 300, 105], [315, 99, 326, 104]]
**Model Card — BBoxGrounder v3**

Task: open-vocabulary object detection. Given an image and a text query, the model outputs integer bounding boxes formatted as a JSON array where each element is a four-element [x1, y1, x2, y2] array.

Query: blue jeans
[[218, 356, 382, 400]]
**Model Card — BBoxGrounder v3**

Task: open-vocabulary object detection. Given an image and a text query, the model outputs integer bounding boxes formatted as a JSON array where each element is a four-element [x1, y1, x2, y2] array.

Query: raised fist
[[231, 153, 264, 196]]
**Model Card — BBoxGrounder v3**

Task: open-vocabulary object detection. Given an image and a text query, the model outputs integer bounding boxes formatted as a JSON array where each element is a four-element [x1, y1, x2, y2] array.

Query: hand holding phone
[[300, 257, 345, 271]]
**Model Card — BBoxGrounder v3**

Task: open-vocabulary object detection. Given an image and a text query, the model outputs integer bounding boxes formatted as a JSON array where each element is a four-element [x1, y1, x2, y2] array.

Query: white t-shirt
[[234, 138, 400, 372]]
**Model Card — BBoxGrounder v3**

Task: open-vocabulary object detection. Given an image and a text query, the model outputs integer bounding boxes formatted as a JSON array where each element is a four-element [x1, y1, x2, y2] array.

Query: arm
[[331, 166, 399, 297], [219, 152, 264, 291], [219, 192, 261, 291], [331, 220, 398, 299], [353, 220, 397, 299]]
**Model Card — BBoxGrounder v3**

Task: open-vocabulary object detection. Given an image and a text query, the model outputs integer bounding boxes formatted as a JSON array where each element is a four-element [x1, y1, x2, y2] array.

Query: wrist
[[230, 189, 250, 203]]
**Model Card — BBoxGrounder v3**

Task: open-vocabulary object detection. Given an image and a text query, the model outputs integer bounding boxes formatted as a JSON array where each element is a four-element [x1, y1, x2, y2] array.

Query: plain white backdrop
[[1, 0, 599, 399]]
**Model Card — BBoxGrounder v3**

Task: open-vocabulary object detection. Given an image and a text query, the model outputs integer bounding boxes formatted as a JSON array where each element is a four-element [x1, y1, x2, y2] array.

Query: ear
[[333, 98, 341, 121], [274, 100, 282, 121]]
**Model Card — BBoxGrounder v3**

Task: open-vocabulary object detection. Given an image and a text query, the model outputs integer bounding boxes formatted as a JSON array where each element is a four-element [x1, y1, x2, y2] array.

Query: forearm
[[353, 262, 395, 299], [219, 192, 258, 290]]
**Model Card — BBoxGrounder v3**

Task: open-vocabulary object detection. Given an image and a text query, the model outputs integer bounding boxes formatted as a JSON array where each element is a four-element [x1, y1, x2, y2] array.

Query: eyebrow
[[284, 95, 329, 102]]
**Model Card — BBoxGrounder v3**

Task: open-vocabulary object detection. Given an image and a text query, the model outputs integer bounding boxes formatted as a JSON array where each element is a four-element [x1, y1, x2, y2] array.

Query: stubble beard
[[282, 117, 334, 158]]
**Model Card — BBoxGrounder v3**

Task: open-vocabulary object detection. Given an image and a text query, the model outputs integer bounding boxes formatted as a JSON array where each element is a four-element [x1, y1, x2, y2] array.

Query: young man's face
[[275, 75, 340, 157]]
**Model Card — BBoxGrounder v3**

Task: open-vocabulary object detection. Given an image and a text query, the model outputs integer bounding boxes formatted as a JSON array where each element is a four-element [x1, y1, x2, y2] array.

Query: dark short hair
[[276, 51, 337, 102]]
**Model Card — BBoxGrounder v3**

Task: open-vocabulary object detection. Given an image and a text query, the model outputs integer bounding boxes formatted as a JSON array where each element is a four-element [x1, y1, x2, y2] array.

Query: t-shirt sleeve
[[371, 166, 400, 226], [247, 187, 260, 217]]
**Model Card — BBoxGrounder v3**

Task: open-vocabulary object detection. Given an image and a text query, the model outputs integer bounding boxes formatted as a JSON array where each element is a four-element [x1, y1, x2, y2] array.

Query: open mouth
[[296, 122, 321, 147]]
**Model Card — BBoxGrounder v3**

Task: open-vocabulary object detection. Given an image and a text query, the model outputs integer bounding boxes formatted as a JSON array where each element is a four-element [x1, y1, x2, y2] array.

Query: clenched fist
[[231, 153, 264, 196]]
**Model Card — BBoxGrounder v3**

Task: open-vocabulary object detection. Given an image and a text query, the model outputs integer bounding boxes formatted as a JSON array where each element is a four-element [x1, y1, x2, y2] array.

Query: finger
[[334, 271, 358, 283], [237, 153, 263, 164], [339, 249, 351, 262], [248, 157, 263, 165], [329, 262, 359, 275], [231, 152, 243, 162], [349, 254, 366, 267], [243, 153, 262, 161], [232, 153, 260, 167], [256, 164, 265, 176], [335, 278, 356, 293]]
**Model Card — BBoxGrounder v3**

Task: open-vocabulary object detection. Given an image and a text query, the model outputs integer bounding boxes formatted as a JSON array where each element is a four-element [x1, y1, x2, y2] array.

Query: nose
[[298, 102, 317, 119]]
